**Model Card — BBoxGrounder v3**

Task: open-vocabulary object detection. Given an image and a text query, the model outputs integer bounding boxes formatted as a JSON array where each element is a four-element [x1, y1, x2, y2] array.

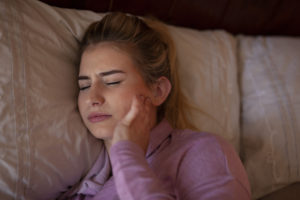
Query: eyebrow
[[100, 70, 125, 76], [78, 70, 125, 80]]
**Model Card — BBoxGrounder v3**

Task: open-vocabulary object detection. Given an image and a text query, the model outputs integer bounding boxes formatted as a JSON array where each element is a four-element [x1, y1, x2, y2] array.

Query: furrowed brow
[[78, 76, 89, 81], [100, 70, 125, 77], [78, 70, 125, 81]]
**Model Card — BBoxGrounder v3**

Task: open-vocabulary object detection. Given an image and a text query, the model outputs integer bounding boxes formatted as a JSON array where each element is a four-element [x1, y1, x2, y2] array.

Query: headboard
[[40, 0, 300, 36]]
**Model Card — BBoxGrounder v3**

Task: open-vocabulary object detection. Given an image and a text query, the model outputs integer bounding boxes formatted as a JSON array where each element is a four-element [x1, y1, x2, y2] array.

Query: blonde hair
[[80, 12, 195, 130]]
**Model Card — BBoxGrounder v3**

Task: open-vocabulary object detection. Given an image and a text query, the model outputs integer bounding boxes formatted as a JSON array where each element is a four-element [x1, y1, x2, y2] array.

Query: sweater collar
[[146, 119, 174, 158]]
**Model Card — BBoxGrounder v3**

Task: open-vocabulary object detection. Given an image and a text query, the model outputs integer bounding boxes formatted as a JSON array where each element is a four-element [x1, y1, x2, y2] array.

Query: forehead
[[80, 42, 138, 73]]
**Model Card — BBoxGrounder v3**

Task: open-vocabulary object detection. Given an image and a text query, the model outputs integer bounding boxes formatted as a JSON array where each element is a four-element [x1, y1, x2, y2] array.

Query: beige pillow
[[239, 36, 300, 199], [0, 0, 241, 199], [169, 27, 240, 151], [0, 0, 103, 199]]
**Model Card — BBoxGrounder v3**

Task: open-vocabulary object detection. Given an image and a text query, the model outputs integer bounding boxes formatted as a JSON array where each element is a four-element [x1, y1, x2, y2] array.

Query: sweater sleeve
[[110, 135, 251, 200], [110, 140, 175, 200]]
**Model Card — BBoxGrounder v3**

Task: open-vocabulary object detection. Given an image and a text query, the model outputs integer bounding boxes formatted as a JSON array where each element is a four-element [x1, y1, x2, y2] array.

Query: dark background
[[40, 0, 300, 36]]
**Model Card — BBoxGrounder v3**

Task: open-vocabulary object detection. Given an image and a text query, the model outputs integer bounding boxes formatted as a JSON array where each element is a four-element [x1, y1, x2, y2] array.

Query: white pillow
[[0, 0, 103, 199], [0, 0, 241, 199], [239, 35, 300, 199]]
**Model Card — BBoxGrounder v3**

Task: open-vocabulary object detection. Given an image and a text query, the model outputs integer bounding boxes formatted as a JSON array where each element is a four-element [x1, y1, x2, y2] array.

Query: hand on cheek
[[111, 95, 153, 154]]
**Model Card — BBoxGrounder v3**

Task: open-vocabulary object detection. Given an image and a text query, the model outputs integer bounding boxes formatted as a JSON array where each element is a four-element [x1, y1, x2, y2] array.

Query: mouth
[[87, 113, 112, 123]]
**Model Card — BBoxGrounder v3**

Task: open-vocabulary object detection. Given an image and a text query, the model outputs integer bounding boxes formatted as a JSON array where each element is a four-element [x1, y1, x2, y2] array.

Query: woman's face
[[78, 42, 154, 140]]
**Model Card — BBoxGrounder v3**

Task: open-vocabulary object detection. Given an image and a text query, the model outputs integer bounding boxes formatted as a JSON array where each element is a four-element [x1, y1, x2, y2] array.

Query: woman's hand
[[111, 95, 154, 154]]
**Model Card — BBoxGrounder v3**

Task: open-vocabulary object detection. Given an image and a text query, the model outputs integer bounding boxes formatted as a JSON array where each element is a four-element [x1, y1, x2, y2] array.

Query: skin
[[77, 42, 171, 154]]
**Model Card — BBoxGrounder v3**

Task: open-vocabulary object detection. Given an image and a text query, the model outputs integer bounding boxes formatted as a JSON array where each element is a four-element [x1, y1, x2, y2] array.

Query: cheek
[[77, 96, 82, 112], [113, 89, 134, 118], [112, 84, 149, 119], [77, 93, 87, 118]]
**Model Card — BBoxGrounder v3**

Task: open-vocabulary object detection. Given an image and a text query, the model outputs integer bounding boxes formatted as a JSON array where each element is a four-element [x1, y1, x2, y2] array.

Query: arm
[[109, 95, 174, 200], [110, 95, 250, 200], [110, 135, 250, 200], [110, 140, 175, 200]]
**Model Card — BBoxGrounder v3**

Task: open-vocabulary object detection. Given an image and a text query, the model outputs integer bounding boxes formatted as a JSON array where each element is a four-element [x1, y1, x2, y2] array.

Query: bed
[[0, 0, 299, 199]]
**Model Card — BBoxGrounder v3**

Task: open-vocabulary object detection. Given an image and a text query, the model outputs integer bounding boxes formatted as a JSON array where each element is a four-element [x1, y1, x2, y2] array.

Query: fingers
[[122, 96, 139, 126], [122, 95, 152, 126], [112, 95, 153, 153]]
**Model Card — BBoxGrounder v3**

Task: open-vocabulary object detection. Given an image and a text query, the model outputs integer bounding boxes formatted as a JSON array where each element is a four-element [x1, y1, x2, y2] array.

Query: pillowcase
[[0, 0, 241, 199], [0, 0, 104, 199], [169, 27, 240, 151], [239, 35, 300, 198]]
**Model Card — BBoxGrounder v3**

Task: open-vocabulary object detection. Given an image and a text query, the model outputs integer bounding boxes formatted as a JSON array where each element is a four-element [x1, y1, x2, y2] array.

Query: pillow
[[0, 0, 104, 199], [239, 35, 300, 198], [169, 27, 240, 151], [0, 0, 241, 199]]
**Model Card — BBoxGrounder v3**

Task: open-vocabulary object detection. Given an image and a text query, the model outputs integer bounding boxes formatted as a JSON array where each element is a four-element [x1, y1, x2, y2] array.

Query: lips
[[88, 113, 112, 123]]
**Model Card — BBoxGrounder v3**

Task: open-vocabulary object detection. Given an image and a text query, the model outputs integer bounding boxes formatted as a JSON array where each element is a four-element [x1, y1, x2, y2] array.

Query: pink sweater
[[60, 120, 251, 200]]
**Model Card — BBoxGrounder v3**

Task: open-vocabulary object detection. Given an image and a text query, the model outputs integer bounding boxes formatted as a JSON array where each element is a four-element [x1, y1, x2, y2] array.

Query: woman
[[60, 12, 251, 200]]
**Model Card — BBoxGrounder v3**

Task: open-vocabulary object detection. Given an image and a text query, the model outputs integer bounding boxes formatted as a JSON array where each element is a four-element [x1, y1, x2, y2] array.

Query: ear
[[151, 76, 172, 106]]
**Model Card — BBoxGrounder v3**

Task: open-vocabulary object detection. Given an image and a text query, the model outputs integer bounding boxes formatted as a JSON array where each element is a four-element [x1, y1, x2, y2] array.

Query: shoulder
[[169, 129, 251, 198], [170, 129, 234, 157], [170, 129, 244, 177], [167, 129, 248, 184]]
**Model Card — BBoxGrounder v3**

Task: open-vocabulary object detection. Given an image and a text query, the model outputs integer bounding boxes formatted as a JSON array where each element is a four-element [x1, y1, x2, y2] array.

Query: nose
[[89, 85, 105, 106]]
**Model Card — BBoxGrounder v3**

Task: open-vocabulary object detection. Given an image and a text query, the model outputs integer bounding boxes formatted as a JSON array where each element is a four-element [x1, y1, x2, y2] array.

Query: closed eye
[[105, 81, 121, 86], [79, 86, 90, 90]]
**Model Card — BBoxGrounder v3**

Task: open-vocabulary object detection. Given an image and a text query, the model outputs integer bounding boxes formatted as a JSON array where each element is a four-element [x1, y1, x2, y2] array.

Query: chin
[[89, 126, 114, 140], [84, 117, 116, 139]]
